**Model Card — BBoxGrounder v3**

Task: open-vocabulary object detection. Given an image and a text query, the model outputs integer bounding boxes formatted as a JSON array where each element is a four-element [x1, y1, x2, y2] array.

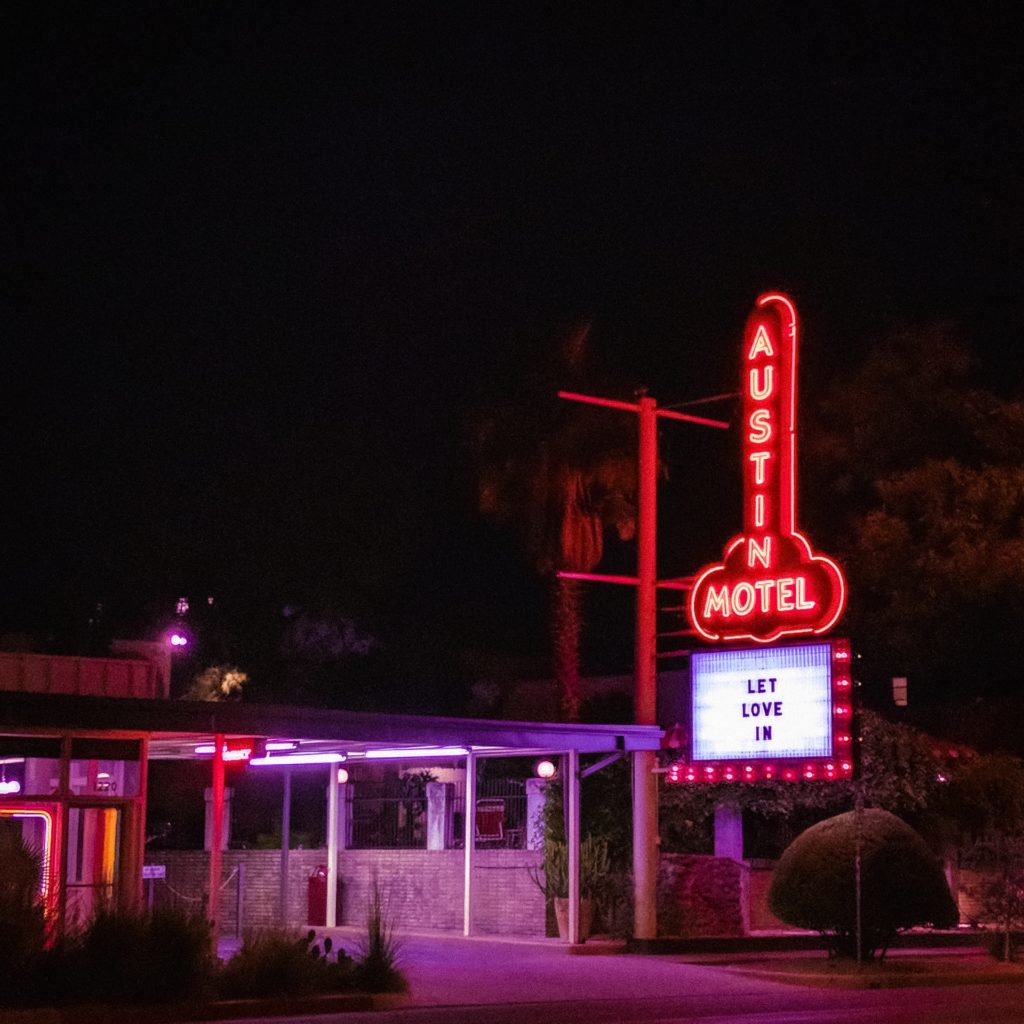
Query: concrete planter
[[553, 898, 593, 942]]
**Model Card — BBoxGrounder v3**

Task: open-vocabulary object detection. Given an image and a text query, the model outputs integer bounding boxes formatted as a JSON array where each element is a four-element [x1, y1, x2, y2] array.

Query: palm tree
[[473, 324, 638, 720]]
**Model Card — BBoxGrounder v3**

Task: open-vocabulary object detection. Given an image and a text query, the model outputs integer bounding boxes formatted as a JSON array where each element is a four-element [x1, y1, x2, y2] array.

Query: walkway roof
[[0, 691, 663, 760]]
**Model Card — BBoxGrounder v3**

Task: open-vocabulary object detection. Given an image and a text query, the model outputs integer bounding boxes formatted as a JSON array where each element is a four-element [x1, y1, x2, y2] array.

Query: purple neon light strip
[[249, 752, 346, 766], [364, 746, 468, 760]]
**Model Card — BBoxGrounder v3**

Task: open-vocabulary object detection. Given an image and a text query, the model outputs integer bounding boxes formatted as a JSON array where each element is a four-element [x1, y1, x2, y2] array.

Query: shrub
[[81, 907, 213, 1003], [216, 929, 353, 999], [985, 928, 1024, 962], [352, 882, 406, 993], [0, 829, 47, 1005], [960, 839, 1024, 961], [768, 808, 957, 960], [528, 834, 611, 903]]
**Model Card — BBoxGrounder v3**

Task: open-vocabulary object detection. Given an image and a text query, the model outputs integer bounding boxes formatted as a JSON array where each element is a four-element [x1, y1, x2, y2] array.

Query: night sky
[[4, 8, 1022, 707]]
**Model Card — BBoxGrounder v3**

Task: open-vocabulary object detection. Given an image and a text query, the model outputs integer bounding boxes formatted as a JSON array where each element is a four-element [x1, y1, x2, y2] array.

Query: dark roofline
[[0, 691, 662, 753]]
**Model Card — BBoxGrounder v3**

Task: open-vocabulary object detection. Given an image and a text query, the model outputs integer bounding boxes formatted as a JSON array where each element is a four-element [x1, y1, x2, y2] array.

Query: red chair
[[475, 798, 505, 843]]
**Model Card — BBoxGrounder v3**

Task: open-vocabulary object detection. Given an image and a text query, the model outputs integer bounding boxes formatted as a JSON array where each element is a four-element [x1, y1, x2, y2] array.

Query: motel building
[[0, 647, 661, 944]]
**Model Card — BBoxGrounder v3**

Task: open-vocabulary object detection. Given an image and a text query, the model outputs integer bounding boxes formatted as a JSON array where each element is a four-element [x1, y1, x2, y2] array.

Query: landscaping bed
[[718, 952, 1024, 989]]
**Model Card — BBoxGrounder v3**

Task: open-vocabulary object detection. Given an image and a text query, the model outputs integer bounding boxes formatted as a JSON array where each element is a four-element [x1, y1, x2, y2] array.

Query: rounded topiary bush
[[768, 808, 957, 959]]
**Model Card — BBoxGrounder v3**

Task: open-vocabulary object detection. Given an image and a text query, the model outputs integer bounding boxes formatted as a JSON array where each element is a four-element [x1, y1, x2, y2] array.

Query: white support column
[[567, 747, 581, 944], [463, 751, 476, 936], [525, 778, 546, 850], [326, 765, 339, 928], [713, 799, 743, 862], [279, 769, 291, 926], [426, 782, 454, 850]]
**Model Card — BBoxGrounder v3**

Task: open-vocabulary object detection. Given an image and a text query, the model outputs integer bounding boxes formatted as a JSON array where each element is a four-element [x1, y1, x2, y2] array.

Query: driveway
[[314, 928, 789, 1005], [214, 930, 1024, 1024]]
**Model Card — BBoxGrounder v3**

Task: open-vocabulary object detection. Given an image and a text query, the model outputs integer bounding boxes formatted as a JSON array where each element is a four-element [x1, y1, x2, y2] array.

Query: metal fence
[[452, 777, 529, 850], [348, 777, 428, 849]]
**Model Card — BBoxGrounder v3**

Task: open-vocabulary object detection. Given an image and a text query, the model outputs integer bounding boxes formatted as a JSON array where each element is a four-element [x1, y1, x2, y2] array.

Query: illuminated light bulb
[[337, 768, 350, 784], [841, 761, 852, 771], [0, 779, 21, 795], [535, 759, 558, 780]]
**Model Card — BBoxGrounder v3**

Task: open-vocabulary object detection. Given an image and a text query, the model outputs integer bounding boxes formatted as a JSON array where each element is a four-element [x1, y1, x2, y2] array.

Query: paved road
[[215, 933, 1023, 1024]]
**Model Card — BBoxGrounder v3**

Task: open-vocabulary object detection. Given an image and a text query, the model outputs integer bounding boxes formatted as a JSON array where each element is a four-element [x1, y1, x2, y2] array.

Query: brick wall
[[657, 854, 746, 937], [145, 847, 545, 937], [746, 860, 788, 931]]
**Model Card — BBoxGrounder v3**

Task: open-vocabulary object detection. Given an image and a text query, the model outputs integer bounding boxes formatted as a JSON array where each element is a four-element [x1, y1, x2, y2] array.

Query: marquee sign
[[688, 293, 846, 643], [667, 638, 854, 783]]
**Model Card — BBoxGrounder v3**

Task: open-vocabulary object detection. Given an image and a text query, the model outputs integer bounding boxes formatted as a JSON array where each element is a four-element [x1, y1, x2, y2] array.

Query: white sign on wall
[[690, 642, 833, 762]]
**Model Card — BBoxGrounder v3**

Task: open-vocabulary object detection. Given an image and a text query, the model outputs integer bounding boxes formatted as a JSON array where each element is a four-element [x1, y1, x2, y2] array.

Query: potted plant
[[529, 834, 610, 941]]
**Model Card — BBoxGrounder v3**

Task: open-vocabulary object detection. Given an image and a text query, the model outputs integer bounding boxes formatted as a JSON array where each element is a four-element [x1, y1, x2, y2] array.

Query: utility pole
[[557, 389, 728, 940]]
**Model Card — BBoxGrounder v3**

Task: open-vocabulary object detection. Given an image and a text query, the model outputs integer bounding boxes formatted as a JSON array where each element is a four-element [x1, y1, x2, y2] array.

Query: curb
[[0, 992, 408, 1024], [565, 939, 629, 956], [627, 931, 988, 956], [723, 963, 1024, 990]]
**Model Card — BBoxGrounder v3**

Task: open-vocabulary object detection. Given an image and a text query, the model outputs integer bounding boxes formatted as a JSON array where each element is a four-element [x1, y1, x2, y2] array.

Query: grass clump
[[352, 882, 407, 993], [0, 829, 48, 1005], [81, 906, 213, 1003]]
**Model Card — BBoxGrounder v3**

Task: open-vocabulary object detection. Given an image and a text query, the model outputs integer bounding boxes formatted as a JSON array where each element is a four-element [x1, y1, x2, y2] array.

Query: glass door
[[64, 805, 122, 926]]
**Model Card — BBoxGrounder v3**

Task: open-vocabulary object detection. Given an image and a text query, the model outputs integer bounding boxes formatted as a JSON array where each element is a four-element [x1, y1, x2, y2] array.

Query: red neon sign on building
[[688, 293, 846, 643]]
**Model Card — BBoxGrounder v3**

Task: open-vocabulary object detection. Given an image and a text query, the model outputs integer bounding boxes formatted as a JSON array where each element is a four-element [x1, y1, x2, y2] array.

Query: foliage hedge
[[768, 808, 957, 959]]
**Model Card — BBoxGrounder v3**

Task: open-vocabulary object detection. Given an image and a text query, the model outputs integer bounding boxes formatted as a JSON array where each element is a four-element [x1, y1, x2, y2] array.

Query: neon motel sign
[[688, 293, 846, 643]]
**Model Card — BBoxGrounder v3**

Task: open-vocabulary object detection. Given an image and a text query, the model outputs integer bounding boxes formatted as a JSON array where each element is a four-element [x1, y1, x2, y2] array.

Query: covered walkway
[[0, 689, 661, 943]]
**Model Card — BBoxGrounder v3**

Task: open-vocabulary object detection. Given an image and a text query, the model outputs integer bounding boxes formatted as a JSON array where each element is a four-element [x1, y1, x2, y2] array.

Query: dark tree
[[472, 324, 638, 720], [803, 324, 1024, 710]]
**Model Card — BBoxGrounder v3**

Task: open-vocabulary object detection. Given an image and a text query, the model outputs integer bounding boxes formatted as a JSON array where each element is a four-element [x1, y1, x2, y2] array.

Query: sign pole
[[855, 780, 864, 967], [558, 389, 727, 943], [632, 395, 659, 940]]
